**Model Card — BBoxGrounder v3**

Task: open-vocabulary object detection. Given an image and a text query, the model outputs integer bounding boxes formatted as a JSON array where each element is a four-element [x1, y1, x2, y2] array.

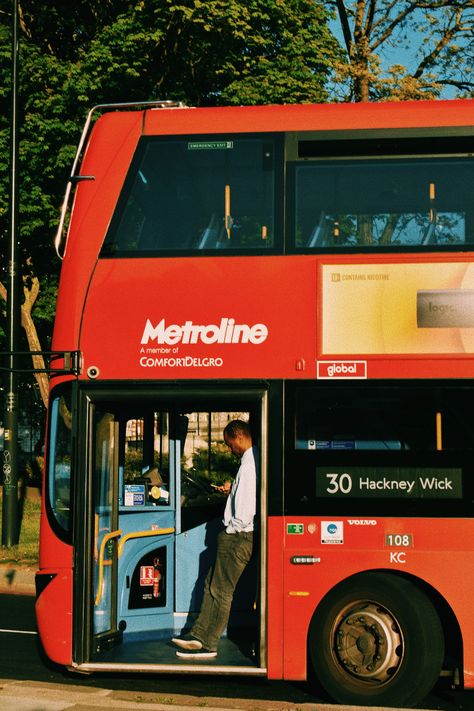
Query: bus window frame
[[100, 133, 285, 259], [285, 129, 474, 255]]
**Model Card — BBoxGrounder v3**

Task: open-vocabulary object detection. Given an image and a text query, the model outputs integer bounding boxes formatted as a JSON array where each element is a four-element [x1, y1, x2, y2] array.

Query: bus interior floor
[[93, 635, 258, 667]]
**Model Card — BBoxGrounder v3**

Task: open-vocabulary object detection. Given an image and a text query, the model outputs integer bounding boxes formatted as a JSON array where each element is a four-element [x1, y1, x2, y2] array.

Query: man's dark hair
[[223, 419, 252, 440]]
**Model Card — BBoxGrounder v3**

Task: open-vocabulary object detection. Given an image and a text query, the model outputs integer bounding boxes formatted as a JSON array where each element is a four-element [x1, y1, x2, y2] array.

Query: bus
[[36, 98, 474, 708]]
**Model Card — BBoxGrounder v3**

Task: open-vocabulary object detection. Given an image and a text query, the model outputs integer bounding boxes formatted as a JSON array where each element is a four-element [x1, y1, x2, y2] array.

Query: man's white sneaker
[[176, 647, 217, 659], [171, 634, 203, 650]]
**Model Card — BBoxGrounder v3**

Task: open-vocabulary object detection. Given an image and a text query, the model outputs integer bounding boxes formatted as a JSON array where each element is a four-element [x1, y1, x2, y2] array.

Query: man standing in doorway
[[172, 419, 258, 658]]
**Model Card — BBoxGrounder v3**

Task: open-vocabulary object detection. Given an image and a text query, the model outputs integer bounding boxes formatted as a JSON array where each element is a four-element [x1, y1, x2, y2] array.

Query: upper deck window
[[291, 157, 474, 250], [101, 136, 278, 255]]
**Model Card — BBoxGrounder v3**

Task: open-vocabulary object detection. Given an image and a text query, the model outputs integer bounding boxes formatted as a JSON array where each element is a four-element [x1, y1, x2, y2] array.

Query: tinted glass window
[[102, 137, 277, 254], [292, 158, 474, 249], [48, 391, 73, 534], [294, 385, 474, 452]]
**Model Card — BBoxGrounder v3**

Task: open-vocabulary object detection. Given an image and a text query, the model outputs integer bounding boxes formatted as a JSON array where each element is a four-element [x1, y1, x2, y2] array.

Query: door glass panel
[[93, 411, 119, 637]]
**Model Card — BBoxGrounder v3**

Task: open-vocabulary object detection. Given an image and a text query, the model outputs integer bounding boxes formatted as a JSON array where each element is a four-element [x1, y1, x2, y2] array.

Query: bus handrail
[[54, 100, 186, 260], [117, 528, 175, 559], [94, 529, 122, 606]]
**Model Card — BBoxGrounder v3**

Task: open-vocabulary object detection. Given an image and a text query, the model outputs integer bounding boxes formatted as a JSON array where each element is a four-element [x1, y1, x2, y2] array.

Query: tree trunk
[[0, 276, 50, 409]]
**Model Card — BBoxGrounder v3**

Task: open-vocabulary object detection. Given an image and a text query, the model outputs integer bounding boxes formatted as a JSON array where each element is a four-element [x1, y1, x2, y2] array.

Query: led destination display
[[316, 466, 463, 499]]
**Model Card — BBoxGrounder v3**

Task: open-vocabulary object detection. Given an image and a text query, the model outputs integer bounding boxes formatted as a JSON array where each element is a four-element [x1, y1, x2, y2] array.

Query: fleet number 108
[[385, 533, 413, 547], [326, 472, 352, 494]]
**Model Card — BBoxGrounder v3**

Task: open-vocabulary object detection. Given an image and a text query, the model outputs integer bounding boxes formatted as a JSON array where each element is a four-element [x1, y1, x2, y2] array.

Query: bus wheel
[[308, 572, 444, 708]]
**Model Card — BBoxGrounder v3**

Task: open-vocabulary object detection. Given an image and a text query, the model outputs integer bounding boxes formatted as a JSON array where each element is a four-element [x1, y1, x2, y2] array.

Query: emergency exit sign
[[287, 523, 304, 534]]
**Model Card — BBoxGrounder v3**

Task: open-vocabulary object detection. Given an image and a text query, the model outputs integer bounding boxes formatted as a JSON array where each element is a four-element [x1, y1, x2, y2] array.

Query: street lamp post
[[2, 0, 20, 547]]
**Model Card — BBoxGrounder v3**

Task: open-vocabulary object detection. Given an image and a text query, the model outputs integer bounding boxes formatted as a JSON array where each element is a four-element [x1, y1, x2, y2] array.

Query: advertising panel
[[322, 262, 474, 355]]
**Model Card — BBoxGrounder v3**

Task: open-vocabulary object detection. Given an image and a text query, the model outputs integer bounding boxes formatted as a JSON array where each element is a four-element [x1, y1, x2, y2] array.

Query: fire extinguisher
[[153, 557, 162, 599]]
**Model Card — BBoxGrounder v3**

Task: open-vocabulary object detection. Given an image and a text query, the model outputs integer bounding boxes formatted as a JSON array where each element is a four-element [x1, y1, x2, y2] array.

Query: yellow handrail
[[118, 528, 175, 559], [94, 529, 122, 606]]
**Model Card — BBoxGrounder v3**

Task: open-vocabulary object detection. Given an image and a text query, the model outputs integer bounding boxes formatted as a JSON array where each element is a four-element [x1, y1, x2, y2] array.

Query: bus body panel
[[35, 567, 73, 665], [53, 111, 142, 353], [278, 516, 474, 681], [267, 517, 285, 679], [79, 256, 317, 380], [74, 253, 474, 382], [143, 99, 474, 136]]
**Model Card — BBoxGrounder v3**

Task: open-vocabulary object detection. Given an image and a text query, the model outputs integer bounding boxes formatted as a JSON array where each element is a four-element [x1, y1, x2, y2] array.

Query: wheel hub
[[334, 602, 404, 684]]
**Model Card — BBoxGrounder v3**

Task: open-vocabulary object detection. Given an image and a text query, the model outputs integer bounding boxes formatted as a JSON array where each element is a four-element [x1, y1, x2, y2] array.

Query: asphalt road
[[0, 593, 471, 711]]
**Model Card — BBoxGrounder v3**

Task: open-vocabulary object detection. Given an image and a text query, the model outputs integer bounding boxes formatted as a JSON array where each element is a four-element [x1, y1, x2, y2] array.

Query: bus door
[[84, 391, 265, 668]]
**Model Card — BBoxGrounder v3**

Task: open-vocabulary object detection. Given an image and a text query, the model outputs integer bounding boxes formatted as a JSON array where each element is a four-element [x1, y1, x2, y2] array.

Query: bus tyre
[[308, 572, 444, 708]]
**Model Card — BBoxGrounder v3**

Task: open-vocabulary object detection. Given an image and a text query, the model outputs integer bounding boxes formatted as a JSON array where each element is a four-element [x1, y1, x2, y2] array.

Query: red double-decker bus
[[36, 98, 474, 707]]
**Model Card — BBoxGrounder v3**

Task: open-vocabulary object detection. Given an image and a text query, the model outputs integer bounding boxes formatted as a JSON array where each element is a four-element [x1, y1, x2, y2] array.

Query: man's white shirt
[[223, 445, 258, 533]]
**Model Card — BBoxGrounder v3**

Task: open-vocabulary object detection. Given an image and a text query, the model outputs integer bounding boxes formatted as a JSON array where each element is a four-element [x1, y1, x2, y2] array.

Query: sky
[[329, 7, 464, 100]]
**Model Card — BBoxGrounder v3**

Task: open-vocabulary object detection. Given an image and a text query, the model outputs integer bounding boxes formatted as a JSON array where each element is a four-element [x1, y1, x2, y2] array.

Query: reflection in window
[[293, 159, 473, 249], [102, 138, 276, 254], [48, 392, 73, 533]]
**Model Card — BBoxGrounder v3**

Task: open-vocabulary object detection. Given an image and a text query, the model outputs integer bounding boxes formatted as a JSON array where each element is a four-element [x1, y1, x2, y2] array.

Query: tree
[[331, 1, 474, 101], [324, 2, 474, 250], [0, 0, 341, 411]]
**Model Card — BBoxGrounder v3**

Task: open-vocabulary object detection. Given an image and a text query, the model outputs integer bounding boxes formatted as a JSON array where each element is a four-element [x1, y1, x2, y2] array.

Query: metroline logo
[[317, 360, 367, 379], [141, 318, 269, 345]]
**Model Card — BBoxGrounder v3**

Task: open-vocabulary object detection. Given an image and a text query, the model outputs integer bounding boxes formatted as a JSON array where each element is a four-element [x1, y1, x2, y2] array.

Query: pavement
[[0, 563, 36, 595], [0, 680, 439, 711]]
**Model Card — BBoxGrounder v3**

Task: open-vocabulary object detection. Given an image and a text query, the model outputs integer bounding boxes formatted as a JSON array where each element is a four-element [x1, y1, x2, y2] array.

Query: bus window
[[291, 157, 473, 249], [180, 411, 249, 532], [294, 386, 410, 451], [294, 385, 474, 453], [48, 391, 73, 534], [122, 411, 170, 506], [101, 137, 277, 254]]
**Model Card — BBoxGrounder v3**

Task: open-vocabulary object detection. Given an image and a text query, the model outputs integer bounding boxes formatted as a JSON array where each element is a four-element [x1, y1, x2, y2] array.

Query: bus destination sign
[[316, 466, 462, 499]]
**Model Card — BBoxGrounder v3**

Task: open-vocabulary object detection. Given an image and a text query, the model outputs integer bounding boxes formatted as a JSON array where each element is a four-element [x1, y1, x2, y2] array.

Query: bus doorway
[[74, 386, 267, 673]]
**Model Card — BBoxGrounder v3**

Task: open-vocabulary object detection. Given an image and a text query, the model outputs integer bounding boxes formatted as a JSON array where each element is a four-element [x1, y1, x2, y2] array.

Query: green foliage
[[0, 497, 40, 565], [0, 0, 341, 369], [191, 442, 237, 484]]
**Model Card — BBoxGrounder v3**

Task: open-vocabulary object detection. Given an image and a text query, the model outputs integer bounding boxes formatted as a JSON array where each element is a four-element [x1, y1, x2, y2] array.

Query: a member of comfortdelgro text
[[171, 419, 258, 658]]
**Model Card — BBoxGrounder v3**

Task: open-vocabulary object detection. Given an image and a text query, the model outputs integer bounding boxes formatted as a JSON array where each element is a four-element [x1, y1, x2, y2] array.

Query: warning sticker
[[139, 566, 154, 586], [321, 521, 344, 545]]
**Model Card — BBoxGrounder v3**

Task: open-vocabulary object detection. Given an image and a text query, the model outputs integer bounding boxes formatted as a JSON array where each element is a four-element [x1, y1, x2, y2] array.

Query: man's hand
[[211, 480, 232, 495]]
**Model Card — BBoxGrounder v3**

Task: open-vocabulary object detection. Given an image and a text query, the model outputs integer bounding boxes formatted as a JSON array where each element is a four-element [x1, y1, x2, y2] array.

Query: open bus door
[[73, 386, 267, 673]]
